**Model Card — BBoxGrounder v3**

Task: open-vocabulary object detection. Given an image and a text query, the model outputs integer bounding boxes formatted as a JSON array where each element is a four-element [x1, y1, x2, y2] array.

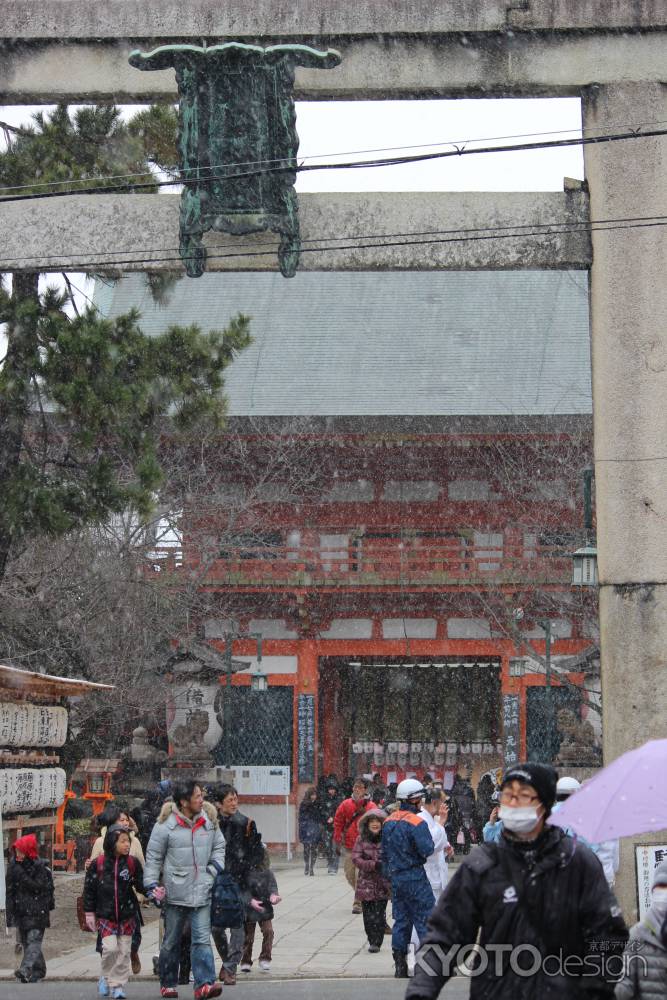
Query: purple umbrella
[[548, 739, 667, 841]]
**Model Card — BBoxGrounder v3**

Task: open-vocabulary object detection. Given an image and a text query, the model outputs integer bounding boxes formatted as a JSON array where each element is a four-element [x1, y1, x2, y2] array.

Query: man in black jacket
[[5, 834, 54, 983], [320, 781, 343, 874], [406, 762, 628, 1000], [210, 784, 263, 986]]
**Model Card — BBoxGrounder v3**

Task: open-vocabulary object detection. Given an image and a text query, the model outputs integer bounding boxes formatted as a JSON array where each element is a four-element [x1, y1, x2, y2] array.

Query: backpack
[[96, 854, 137, 879], [97, 853, 140, 918], [209, 861, 245, 929], [76, 854, 138, 932]]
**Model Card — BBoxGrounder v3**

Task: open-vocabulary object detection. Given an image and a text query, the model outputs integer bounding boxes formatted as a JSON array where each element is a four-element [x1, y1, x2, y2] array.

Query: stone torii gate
[[1, 1, 666, 917]]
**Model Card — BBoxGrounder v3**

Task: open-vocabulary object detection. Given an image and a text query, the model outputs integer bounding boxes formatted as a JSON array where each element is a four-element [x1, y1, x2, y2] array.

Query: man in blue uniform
[[382, 779, 436, 978]]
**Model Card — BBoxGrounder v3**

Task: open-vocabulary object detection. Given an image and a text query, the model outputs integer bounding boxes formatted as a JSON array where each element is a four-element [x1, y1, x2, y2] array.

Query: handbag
[[76, 893, 91, 932]]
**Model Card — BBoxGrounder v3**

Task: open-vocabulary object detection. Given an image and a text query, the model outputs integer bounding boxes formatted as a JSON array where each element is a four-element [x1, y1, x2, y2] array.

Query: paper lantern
[[0, 702, 68, 748], [0, 767, 67, 812]]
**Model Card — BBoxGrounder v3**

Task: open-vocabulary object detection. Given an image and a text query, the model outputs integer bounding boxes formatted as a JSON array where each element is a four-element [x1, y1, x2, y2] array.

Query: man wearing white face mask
[[406, 761, 628, 1000], [615, 858, 667, 998]]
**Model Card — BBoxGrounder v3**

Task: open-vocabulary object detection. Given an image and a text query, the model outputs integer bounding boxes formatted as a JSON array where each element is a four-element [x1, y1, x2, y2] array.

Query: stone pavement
[[0, 857, 464, 984]]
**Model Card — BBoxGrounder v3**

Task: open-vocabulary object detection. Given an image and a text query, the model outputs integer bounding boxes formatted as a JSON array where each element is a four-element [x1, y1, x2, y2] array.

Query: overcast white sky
[[2, 97, 584, 192]]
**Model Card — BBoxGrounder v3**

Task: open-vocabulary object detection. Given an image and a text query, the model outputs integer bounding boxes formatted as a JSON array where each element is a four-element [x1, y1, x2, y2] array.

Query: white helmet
[[556, 776, 581, 797], [396, 778, 425, 802]]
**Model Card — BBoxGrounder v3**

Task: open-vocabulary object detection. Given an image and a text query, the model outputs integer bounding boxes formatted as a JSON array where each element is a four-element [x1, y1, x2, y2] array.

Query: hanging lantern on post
[[572, 544, 598, 586]]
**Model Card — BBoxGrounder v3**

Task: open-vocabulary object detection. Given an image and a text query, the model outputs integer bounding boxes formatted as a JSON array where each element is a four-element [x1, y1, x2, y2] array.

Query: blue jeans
[[160, 903, 216, 990], [391, 871, 435, 954]]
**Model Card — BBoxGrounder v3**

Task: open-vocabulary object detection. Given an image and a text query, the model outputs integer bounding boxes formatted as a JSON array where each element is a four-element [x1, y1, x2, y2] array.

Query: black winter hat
[[501, 762, 558, 809]]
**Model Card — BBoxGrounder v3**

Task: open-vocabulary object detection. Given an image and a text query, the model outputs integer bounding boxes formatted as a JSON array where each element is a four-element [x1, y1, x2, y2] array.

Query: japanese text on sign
[[297, 694, 316, 784], [635, 844, 667, 920], [502, 694, 521, 767]]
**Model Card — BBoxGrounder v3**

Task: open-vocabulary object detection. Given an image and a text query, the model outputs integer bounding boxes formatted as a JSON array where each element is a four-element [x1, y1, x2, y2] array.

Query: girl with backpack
[[83, 824, 144, 999], [87, 805, 146, 976]]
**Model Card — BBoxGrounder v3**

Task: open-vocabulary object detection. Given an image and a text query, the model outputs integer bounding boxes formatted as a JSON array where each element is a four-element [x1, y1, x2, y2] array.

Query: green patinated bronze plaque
[[129, 43, 341, 278]]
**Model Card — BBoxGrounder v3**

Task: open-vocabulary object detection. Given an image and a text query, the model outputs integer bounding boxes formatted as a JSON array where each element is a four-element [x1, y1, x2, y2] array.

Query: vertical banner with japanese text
[[502, 694, 520, 767], [297, 694, 316, 784]]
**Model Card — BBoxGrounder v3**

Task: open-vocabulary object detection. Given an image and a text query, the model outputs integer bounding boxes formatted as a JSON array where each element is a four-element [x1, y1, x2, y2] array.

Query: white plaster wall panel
[[448, 480, 491, 501], [382, 481, 442, 502], [204, 620, 239, 639], [236, 657, 297, 676], [0, 703, 68, 748], [521, 619, 573, 639], [322, 480, 374, 503], [247, 620, 299, 640], [447, 618, 491, 639], [320, 619, 373, 639], [382, 619, 438, 639]]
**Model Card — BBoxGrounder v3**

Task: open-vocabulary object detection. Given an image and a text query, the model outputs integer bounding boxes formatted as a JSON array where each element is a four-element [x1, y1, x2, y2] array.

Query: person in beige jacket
[[87, 804, 145, 978], [89, 806, 145, 866]]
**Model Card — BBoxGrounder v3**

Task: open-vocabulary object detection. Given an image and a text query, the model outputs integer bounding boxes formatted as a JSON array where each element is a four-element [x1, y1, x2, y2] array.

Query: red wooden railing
[[156, 536, 573, 586]]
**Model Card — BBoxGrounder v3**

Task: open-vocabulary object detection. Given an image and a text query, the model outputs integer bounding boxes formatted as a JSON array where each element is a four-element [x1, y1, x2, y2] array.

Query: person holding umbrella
[[553, 776, 620, 888], [406, 761, 628, 1000]]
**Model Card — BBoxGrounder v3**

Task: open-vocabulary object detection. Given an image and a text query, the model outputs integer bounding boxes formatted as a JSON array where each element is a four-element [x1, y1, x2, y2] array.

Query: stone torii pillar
[[583, 81, 667, 917]]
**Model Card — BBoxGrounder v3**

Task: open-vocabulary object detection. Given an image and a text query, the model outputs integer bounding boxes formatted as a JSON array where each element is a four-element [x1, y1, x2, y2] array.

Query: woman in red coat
[[333, 778, 373, 913]]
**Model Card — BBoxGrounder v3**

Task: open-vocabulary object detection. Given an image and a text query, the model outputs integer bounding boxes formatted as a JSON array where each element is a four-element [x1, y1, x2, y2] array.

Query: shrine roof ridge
[[0, 663, 115, 696]]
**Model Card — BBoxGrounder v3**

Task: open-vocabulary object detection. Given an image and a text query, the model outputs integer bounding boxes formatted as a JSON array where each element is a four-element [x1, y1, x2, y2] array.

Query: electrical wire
[[1, 127, 666, 205], [0, 213, 663, 268], [3, 217, 664, 275], [2, 116, 666, 196]]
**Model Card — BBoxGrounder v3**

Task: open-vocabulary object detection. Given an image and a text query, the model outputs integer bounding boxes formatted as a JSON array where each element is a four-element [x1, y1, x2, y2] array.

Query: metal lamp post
[[537, 618, 555, 762], [221, 631, 264, 768]]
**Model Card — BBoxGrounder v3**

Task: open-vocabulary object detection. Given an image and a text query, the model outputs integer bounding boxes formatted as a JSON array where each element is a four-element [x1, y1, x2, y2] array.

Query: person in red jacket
[[333, 777, 373, 913]]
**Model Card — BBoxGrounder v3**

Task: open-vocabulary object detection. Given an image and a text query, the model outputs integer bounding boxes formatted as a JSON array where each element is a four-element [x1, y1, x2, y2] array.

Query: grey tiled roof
[[95, 270, 591, 417]]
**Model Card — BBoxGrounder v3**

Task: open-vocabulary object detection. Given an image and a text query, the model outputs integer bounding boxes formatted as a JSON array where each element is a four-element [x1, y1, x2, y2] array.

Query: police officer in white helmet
[[554, 775, 620, 887], [381, 779, 436, 978]]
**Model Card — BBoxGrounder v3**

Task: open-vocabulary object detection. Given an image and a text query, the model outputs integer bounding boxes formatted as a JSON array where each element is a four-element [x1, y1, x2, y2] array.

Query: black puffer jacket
[[218, 811, 263, 889], [244, 868, 279, 923], [407, 826, 628, 1000], [83, 854, 144, 923], [5, 858, 54, 930]]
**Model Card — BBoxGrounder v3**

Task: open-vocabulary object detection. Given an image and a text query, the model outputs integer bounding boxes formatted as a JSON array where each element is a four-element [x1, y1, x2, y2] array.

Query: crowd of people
[[5, 779, 280, 999], [5, 764, 667, 999]]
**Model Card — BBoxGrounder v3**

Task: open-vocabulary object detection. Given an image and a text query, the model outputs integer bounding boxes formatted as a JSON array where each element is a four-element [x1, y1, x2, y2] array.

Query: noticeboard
[[229, 766, 291, 796], [635, 844, 667, 920], [502, 694, 520, 767], [297, 693, 316, 783]]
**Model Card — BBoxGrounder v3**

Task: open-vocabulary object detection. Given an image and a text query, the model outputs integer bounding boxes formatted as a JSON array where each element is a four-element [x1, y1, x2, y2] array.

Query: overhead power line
[[2, 217, 664, 275], [0, 214, 664, 270], [1, 127, 666, 205], [2, 115, 666, 196], [0, 214, 662, 267]]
